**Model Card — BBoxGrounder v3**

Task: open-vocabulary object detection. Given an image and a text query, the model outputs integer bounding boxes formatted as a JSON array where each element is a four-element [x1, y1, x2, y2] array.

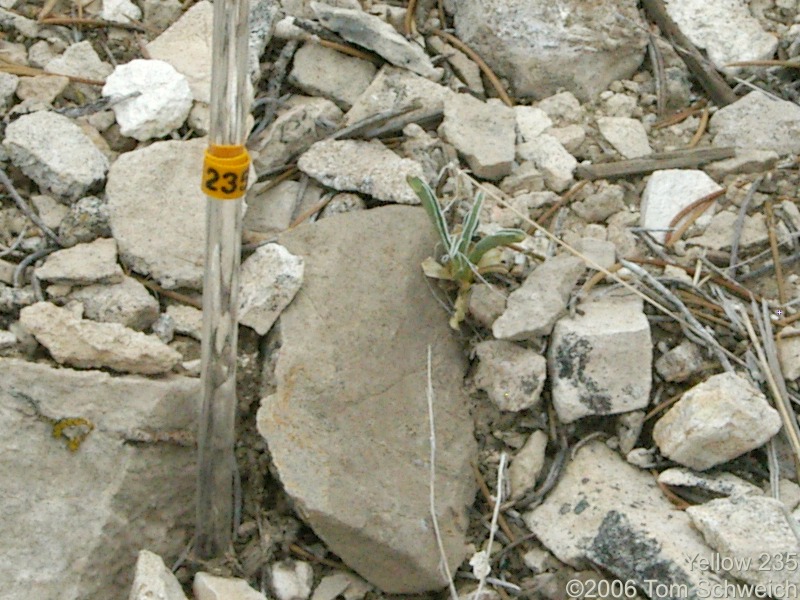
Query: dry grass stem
[[432, 30, 513, 106], [687, 107, 709, 148], [426, 346, 459, 600], [474, 452, 507, 600], [405, 0, 418, 36], [664, 189, 722, 246], [765, 201, 788, 307]]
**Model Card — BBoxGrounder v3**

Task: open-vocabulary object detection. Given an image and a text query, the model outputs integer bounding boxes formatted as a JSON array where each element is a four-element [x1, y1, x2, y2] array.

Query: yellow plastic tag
[[201, 144, 251, 200]]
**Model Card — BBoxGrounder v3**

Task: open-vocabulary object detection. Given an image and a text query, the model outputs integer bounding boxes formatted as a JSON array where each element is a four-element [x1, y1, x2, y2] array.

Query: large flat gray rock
[[0, 359, 198, 600], [106, 138, 206, 289], [257, 206, 476, 593]]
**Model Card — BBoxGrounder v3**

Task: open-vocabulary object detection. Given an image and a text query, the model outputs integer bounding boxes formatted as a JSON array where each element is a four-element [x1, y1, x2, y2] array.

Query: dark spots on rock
[[559, 503, 572, 515], [520, 375, 540, 395], [554, 332, 612, 412], [574, 498, 589, 514]]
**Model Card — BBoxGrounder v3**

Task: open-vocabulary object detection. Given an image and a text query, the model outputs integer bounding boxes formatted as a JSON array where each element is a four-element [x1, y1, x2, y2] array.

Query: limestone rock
[[653, 372, 782, 470], [704, 150, 779, 180], [778, 326, 800, 380], [548, 295, 652, 423], [194, 573, 267, 600], [244, 180, 319, 235], [596, 116, 651, 159], [343, 66, 451, 127], [640, 169, 722, 243], [311, 3, 439, 80], [20, 302, 180, 375], [257, 206, 475, 593], [297, 139, 424, 204], [665, 0, 777, 74], [102, 59, 193, 140], [166, 304, 203, 340], [655, 340, 706, 383], [473, 340, 546, 412], [101, 0, 142, 24], [238, 243, 304, 335], [3, 111, 109, 200], [439, 94, 515, 180], [688, 210, 768, 251], [492, 254, 585, 341], [129, 550, 188, 600], [30, 194, 67, 230], [687, 496, 800, 599], [508, 430, 548, 500], [524, 442, 718, 594], [657, 468, 763, 499], [270, 560, 314, 600], [106, 138, 206, 289], [517, 134, 577, 192], [453, 1, 647, 100], [251, 97, 343, 174], [514, 106, 552, 143], [710, 91, 800, 155], [44, 40, 113, 84], [0, 359, 198, 599], [288, 42, 376, 110], [35, 238, 123, 285], [59, 195, 112, 247], [68, 275, 159, 331], [146, 1, 213, 102]]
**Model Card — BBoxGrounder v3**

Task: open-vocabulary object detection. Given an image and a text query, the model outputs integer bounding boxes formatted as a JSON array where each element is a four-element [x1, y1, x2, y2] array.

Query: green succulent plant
[[407, 175, 526, 329]]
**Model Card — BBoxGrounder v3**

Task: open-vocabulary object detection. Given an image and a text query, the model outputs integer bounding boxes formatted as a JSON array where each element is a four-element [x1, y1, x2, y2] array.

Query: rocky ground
[[2, 0, 800, 599]]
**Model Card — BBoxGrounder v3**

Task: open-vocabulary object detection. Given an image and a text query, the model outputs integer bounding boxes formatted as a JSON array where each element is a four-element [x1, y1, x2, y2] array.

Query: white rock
[[640, 169, 723, 243], [30, 194, 68, 230], [146, 1, 213, 102], [102, 59, 192, 141], [473, 340, 547, 412], [509, 429, 548, 499], [778, 326, 800, 380], [467, 283, 505, 329], [20, 301, 181, 374], [297, 139, 424, 204], [427, 36, 484, 95], [68, 275, 160, 330], [14, 74, 68, 106], [194, 572, 267, 600], [547, 124, 585, 154], [44, 40, 113, 83], [657, 468, 763, 499], [687, 210, 768, 250], [653, 372, 782, 470], [129, 550, 187, 600], [239, 243, 304, 335], [0, 359, 199, 600], [577, 238, 615, 271], [779, 478, 800, 511], [244, 180, 315, 235], [101, 0, 142, 24], [522, 547, 555, 574], [36, 238, 124, 285], [548, 295, 652, 423], [514, 106, 553, 143], [665, 0, 777, 74], [704, 149, 779, 180], [439, 94, 515, 180], [524, 442, 718, 592], [343, 65, 451, 127], [310, 574, 351, 600], [107, 138, 206, 289], [452, 1, 647, 100], [0, 71, 17, 108], [166, 304, 203, 340], [270, 560, 314, 600], [596, 116, 651, 159], [3, 111, 109, 200], [711, 91, 800, 154], [251, 97, 343, 174], [311, 3, 439, 80], [571, 181, 626, 223], [493, 255, 585, 340], [537, 91, 583, 124], [655, 340, 706, 383], [517, 134, 577, 192], [0, 329, 16, 349], [288, 42, 376, 110], [687, 496, 800, 598]]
